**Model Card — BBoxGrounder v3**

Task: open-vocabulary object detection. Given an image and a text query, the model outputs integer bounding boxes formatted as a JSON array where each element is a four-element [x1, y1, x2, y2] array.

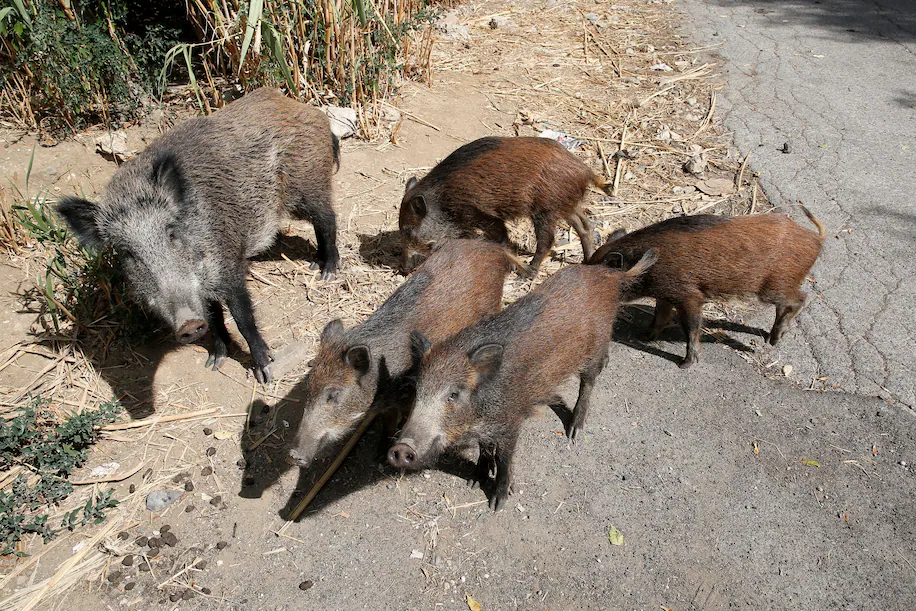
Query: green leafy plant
[[0, 396, 122, 556]]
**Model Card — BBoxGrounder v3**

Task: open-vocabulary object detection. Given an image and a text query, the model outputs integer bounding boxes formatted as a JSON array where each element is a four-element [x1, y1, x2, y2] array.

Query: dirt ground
[[2, 0, 915, 609]]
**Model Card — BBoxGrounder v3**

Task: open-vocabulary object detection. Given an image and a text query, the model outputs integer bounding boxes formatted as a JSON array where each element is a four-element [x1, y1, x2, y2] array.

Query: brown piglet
[[399, 136, 607, 276], [588, 206, 826, 368], [289, 239, 523, 468], [388, 251, 657, 511]]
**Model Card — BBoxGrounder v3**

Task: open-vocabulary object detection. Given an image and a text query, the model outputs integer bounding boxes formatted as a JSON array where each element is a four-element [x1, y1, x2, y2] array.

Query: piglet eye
[[448, 391, 460, 402]]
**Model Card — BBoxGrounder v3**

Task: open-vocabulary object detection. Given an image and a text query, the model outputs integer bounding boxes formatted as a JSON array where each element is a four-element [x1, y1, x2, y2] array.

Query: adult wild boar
[[56, 88, 340, 383]]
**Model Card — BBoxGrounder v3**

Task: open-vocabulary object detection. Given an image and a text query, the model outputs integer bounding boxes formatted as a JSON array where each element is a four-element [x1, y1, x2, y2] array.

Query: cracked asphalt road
[[678, 0, 916, 409]]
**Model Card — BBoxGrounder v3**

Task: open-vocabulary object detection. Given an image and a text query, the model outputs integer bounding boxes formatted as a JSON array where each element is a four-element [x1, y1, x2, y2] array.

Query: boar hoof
[[767, 332, 781, 346], [568, 425, 583, 442], [205, 354, 227, 371], [253, 363, 273, 384]]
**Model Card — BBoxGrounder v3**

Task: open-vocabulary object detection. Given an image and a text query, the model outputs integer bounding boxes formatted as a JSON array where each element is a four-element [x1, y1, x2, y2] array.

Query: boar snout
[[387, 442, 418, 469], [288, 447, 314, 468], [176, 319, 208, 344]]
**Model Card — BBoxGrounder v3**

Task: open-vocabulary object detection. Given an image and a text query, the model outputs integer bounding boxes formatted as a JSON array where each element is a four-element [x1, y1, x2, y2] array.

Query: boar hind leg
[[206, 300, 232, 371], [569, 344, 609, 441], [677, 297, 704, 369], [226, 281, 273, 383], [470, 441, 496, 489], [768, 289, 808, 346], [527, 212, 557, 277], [568, 210, 596, 261], [481, 216, 510, 246], [490, 433, 519, 511], [646, 299, 676, 341]]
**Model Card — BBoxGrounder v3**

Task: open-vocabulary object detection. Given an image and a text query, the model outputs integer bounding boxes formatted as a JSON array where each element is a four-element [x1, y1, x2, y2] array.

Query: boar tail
[[624, 248, 658, 279], [332, 133, 341, 173], [797, 201, 826, 241], [503, 249, 533, 278]]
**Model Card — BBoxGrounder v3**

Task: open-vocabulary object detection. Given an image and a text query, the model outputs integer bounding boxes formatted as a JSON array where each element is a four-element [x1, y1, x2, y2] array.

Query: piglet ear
[[345, 345, 371, 377], [151, 151, 186, 202], [409, 330, 431, 366], [56, 196, 103, 250], [409, 195, 427, 218], [405, 176, 418, 192], [320, 319, 345, 344], [608, 228, 627, 242], [468, 343, 503, 385]]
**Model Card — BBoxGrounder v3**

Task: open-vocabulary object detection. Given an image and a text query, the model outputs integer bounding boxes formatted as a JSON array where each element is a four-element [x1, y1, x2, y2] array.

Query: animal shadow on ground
[[238, 377, 493, 519], [21, 232, 328, 419], [357, 230, 405, 271], [612, 304, 763, 366]]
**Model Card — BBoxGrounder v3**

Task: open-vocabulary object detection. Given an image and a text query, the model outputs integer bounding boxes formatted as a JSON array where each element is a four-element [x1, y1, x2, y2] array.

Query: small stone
[[148, 547, 160, 558], [124, 582, 136, 591], [209, 496, 222, 507], [118, 531, 130, 540], [202, 587, 212, 595], [185, 504, 195, 513], [146, 490, 184, 511], [299, 580, 314, 591], [185, 481, 195, 492], [122, 555, 134, 567], [169, 593, 181, 602], [135, 536, 149, 547], [129, 484, 136, 494], [182, 590, 195, 600], [139, 563, 152, 572], [108, 571, 122, 583], [143, 468, 153, 479], [160, 525, 171, 533], [216, 541, 229, 550], [196, 560, 208, 569], [206, 447, 216, 456], [148, 538, 161, 549], [201, 466, 213, 476], [203, 427, 213, 436]]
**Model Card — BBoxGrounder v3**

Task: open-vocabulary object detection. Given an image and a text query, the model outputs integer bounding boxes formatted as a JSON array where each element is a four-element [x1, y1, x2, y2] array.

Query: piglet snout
[[176, 319, 208, 344], [388, 443, 418, 469]]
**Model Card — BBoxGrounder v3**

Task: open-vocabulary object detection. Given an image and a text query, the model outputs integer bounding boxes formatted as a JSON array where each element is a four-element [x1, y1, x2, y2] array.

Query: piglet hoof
[[253, 364, 273, 384], [488, 485, 513, 511], [318, 261, 339, 282], [568, 425, 583, 442], [308, 261, 321, 271], [679, 356, 698, 370], [517, 265, 537, 281], [767, 332, 781, 346]]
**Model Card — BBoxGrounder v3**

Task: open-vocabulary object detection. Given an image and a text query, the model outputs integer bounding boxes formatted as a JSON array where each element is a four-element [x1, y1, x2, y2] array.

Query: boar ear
[[410, 195, 427, 219], [345, 345, 371, 377], [151, 151, 186, 202], [608, 228, 627, 242], [56, 196, 103, 249], [320, 318, 345, 344], [468, 344, 503, 385], [405, 176, 418, 192], [409, 330, 432, 366]]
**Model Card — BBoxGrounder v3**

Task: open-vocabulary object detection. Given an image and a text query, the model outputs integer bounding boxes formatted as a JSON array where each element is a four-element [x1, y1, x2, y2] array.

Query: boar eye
[[447, 390, 460, 403]]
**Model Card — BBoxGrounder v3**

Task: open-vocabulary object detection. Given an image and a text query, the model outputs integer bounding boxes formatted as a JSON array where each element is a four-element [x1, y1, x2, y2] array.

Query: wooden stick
[[596, 140, 611, 182], [279, 413, 377, 530], [736, 152, 750, 190], [102, 408, 219, 431], [612, 122, 629, 197], [381, 102, 441, 132]]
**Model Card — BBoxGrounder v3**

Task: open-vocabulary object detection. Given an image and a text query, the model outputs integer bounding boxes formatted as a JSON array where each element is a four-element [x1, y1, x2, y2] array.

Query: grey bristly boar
[[388, 251, 657, 511], [587, 206, 826, 368], [55, 88, 341, 384], [399, 136, 607, 276], [288, 239, 525, 468]]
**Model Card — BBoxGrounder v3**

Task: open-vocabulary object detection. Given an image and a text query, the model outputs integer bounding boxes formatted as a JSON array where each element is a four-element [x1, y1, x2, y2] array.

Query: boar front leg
[[490, 432, 519, 511], [470, 441, 496, 489], [226, 280, 273, 383], [206, 300, 232, 371]]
